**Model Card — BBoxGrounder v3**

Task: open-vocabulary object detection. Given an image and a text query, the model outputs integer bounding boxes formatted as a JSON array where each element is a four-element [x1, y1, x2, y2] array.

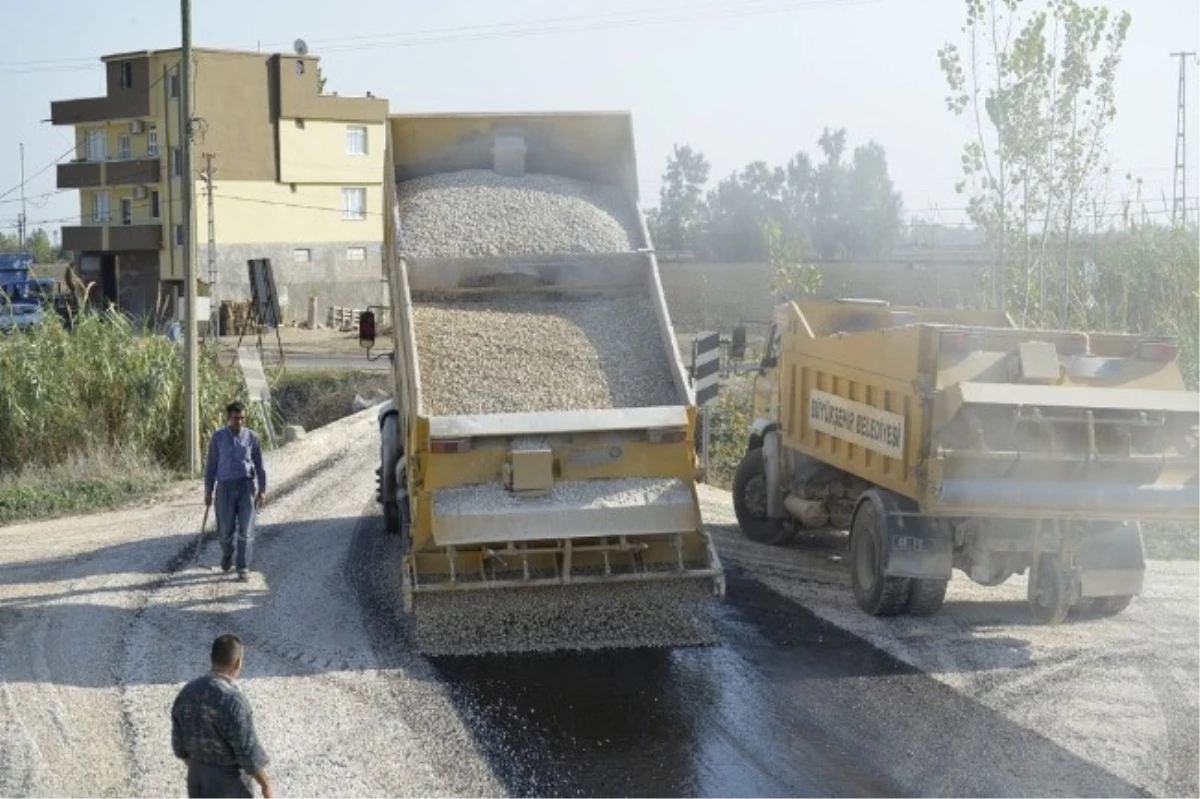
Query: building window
[[293, 248, 311, 263], [120, 61, 133, 89], [174, 224, 185, 247], [87, 129, 107, 162], [342, 188, 366, 220], [346, 246, 367, 262], [171, 148, 183, 179], [150, 191, 160, 219], [169, 71, 180, 99], [92, 192, 112, 223], [147, 128, 158, 157], [346, 126, 367, 155], [120, 198, 133, 226], [118, 134, 132, 161]]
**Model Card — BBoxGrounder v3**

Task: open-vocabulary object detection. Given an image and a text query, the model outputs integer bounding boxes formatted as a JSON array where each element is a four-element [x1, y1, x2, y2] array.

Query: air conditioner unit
[[132, 186, 148, 200], [129, 120, 144, 134]]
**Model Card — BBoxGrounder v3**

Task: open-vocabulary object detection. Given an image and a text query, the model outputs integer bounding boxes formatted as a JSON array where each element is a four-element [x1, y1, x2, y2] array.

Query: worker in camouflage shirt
[[172, 634, 274, 798]]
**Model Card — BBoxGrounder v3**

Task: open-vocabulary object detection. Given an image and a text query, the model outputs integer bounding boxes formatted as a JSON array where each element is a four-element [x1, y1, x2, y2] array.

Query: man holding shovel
[[204, 402, 268, 581]]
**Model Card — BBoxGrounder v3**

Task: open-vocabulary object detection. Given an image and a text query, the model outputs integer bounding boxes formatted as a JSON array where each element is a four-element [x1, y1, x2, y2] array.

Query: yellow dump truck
[[361, 112, 724, 655], [730, 298, 1198, 623]]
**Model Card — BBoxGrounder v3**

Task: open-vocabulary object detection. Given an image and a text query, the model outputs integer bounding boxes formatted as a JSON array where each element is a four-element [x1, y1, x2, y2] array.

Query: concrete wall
[[658, 259, 991, 333], [204, 241, 387, 321]]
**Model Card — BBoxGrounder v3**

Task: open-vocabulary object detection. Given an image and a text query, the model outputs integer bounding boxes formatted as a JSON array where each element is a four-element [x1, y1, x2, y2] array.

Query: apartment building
[[52, 47, 388, 319]]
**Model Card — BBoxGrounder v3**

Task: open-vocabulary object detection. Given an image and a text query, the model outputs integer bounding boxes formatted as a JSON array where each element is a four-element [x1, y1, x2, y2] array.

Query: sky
[[0, 0, 1196, 241]]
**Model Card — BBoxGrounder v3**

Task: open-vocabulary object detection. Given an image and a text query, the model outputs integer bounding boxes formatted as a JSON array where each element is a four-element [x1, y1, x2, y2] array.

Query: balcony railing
[[62, 223, 162, 253], [57, 157, 161, 189]]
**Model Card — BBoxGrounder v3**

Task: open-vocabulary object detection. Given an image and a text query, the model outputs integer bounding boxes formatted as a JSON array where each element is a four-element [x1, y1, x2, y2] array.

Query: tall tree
[[939, 0, 1130, 322], [651, 145, 710, 258]]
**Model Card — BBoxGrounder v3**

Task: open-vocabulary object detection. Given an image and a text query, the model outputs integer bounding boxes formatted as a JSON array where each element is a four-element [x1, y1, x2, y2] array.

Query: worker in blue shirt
[[205, 402, 267, 581]]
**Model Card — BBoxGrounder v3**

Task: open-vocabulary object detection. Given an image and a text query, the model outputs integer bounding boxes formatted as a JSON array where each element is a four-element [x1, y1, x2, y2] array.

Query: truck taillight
[[359, 310, 376, 350], [430, 438, 471, 454], [1137, 338, 1178, 362], [647, 427, 687, 444], [940, 331, 981, 354]]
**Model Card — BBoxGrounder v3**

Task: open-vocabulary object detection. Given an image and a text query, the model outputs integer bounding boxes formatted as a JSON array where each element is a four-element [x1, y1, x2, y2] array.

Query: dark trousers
[[216, 478, 256, 570], [187, 762, 254, 798]]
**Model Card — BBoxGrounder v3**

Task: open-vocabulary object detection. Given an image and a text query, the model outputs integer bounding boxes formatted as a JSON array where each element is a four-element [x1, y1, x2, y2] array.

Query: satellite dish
[[293, 38, 309, 56]]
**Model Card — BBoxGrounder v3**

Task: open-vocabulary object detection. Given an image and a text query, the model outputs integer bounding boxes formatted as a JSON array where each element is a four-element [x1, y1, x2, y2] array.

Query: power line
[[0, 0, 880, 72]]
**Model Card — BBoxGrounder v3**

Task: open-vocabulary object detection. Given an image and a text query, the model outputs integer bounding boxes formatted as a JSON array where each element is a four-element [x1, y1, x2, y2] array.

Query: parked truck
[[729, 298, 1198, 623], [362, 112, 725, 655]]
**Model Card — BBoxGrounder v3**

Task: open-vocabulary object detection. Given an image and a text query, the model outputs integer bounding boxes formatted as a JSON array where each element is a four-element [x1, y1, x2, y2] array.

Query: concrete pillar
[[307, 295, 319, 329]]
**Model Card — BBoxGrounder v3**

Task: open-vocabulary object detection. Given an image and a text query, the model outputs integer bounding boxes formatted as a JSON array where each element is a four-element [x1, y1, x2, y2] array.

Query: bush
[[700, 374, 755, 490], [0, 305, 261, 477]]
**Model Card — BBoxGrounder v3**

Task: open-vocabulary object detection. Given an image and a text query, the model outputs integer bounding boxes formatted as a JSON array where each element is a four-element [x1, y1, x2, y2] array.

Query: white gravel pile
[[434, 477, 689, 516], [411, 580, 717, 657], [414, 294, 677, 415], [395, 169, 638, 258]]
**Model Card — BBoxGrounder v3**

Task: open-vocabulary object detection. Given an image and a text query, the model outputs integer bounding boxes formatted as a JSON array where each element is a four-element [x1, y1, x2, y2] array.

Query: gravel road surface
[[1, 415, 1193, 797]]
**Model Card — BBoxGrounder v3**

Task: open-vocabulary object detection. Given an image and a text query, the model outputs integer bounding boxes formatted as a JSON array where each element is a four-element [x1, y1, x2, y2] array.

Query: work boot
[[221, 556, 232, 573], [237, 569, 248, 582]]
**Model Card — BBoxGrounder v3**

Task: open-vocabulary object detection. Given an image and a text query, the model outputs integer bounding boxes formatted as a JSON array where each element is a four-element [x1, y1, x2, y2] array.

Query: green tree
[[650, 145, 710, 259], [939, 0, 1130, 322], [26, 229, 55, 264]]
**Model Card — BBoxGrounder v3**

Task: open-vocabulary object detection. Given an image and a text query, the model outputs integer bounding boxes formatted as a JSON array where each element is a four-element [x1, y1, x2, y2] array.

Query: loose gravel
[[697, 484, 1199, 798], [434, 477, 690, 516], [395, 170, 638, 258], [414, 294, 678, 416]]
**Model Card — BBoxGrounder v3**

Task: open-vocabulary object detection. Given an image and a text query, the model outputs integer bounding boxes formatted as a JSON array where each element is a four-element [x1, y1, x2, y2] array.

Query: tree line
[[0, 228, 67, 265], [646, 129, 905, 263]]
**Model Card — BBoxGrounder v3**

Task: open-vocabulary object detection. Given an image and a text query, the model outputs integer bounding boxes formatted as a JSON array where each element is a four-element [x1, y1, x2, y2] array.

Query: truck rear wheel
[[1028, 554, 1071, 624], [732, 448, 793, 545], [384, 501, 401, 537], [850, 491, 911, 616], [905, 578, 949, 615]]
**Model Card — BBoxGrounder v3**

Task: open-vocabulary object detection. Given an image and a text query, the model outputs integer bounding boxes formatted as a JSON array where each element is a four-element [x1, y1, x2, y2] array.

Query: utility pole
[[18, 144, 26, 251], [181, 0, 200, 475], [1170, 51, 1195, 227], [201, 152, 217, 341]]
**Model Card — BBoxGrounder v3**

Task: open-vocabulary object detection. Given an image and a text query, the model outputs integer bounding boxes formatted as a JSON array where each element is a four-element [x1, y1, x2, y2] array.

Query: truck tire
[[1074, 594, 1135, 618], [380, 414, 403, 537], [732, 448, 793, 545], [905, 578, 949, 615], [384, 501, 401, 537], [850, 491, 911, 616], [1028, 554, 1071, 624]]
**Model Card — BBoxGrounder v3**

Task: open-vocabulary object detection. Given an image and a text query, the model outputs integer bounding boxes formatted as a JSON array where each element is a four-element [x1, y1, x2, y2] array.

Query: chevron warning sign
[[691, 331, 721, 407]]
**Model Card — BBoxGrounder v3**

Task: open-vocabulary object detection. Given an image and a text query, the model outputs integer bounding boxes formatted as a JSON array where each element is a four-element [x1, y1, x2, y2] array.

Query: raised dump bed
[[368, 112, 724, 655]]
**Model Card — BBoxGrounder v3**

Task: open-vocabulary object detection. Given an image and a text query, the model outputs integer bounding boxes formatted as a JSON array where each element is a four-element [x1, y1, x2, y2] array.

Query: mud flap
[[1077, 522, 1145, 599], [877, 494, 953, 581]]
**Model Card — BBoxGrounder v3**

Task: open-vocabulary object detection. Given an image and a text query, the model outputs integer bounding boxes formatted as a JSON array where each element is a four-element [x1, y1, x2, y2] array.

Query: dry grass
[[0, 448, 173, 525], [271, 369, 392, 432]]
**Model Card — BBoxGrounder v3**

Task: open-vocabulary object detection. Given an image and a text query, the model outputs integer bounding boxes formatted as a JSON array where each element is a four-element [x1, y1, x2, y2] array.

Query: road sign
[[691, 331, 721, 407]]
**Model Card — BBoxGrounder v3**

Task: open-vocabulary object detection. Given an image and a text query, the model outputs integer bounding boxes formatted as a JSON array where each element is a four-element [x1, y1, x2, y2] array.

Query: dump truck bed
[[379, 112, 723, 655], [778, 300, 1200, 522]]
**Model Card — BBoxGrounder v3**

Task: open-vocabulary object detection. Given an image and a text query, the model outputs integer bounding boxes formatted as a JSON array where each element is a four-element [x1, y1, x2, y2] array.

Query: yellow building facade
[[52, 48, 388, 318]]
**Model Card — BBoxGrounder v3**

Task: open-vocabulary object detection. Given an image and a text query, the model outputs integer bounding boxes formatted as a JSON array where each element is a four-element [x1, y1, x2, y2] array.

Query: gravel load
[[414, 294, 678, 415], [411, 580, 717, 657], [396, 169, 639, 258], [434, 477, 690, 516]]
